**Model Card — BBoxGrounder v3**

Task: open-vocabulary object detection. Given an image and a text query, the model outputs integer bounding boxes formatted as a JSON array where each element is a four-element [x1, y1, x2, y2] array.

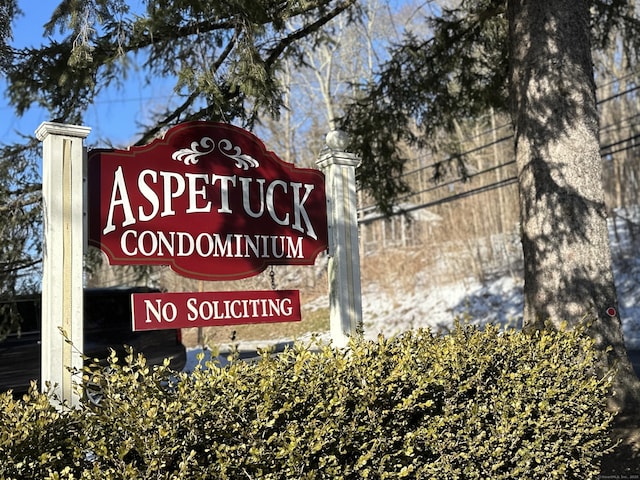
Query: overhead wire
[[359, 74, 640, 219]]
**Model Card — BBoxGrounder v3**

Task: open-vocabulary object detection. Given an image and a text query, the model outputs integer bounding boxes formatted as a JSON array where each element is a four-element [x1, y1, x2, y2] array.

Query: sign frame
[[87, 121, 328, 281], [131, 290, 302, 330]]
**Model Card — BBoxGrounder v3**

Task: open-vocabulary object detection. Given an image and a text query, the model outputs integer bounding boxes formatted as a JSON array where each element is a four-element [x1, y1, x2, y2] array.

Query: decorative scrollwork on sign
[[218, 138, 260, 170], [171, 137, 215, 165]]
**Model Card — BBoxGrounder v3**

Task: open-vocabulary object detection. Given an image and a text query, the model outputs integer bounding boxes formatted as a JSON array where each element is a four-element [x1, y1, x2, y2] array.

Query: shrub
[[0, 383, 83, 479], [0, 323, 614, 479]]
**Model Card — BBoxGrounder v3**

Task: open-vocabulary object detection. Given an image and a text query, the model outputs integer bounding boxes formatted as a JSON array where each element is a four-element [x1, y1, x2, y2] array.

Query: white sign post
[[316, 131, 363, 348], [36, 122, 91, 406]]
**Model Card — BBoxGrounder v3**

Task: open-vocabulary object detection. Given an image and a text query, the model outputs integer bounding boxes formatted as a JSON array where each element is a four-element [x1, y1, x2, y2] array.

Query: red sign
[[88, 122, 328, 280], [131, 290, 301, 330]]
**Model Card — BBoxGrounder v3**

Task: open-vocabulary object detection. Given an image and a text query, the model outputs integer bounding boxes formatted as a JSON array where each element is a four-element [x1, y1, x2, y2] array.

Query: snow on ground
[[185, 207, 640, 368], [359, 260, 640, 350], [356, 208, 640, 349], [360, 275, 524, 339]]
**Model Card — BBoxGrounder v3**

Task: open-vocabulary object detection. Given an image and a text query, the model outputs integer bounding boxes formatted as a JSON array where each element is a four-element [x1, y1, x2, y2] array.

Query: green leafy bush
[[0, 383, 83, 479], [0, 323, 614, 479]]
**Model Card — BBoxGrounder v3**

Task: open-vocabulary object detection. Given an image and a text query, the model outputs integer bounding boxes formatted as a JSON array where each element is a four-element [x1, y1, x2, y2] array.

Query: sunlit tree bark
[[508, 0, 640, 410]]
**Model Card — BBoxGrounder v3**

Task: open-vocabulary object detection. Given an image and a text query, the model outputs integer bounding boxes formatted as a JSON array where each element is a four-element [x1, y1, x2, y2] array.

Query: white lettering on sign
[[119, 231, 304, 259], [143, 299, 178, 323], [102, 168, 318, 240], [138, 294, 297, 327], [185, 297, 293, 321]]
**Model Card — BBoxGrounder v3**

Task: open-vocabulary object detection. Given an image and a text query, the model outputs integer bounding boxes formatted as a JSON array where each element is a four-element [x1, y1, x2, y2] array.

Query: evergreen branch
[[0, 259, 41, 274], [134, 91, 199, 146], [265, 0, 357, 68], [0, 193, 42, 213], [134, 24, 243, 146], [91, 1, 350, 63]]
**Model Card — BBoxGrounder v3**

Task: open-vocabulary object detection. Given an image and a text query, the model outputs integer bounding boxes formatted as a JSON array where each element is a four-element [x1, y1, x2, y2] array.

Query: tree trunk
[[507, 0, 640, 412]]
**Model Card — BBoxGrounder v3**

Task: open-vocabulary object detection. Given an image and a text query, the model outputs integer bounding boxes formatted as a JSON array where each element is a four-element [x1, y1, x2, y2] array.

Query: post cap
[[325, 130, 350, 151]]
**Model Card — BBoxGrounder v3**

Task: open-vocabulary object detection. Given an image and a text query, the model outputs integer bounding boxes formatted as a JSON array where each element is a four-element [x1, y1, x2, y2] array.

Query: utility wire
[[359, 176, 518, 224], [360, 105, 640, 219]]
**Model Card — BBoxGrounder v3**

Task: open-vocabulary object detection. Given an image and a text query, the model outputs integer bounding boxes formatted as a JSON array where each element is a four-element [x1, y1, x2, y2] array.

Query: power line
[[359, 176, 518, 224], [601, 132, 640, 156], [401, 134, 513, 178], [597, 84, 640, 104], [359, 97, 640, 219]]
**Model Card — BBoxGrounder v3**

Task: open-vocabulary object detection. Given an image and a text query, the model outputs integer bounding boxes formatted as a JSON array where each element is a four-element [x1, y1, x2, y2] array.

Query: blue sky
[[1, 0, 176, 148]]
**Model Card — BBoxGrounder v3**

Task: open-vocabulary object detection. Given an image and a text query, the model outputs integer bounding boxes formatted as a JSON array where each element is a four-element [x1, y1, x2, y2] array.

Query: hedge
[[0, 323, 614, 479]]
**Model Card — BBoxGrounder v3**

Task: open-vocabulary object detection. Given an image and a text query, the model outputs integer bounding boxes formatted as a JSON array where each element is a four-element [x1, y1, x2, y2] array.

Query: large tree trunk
[[507, 0, 640, 412]]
